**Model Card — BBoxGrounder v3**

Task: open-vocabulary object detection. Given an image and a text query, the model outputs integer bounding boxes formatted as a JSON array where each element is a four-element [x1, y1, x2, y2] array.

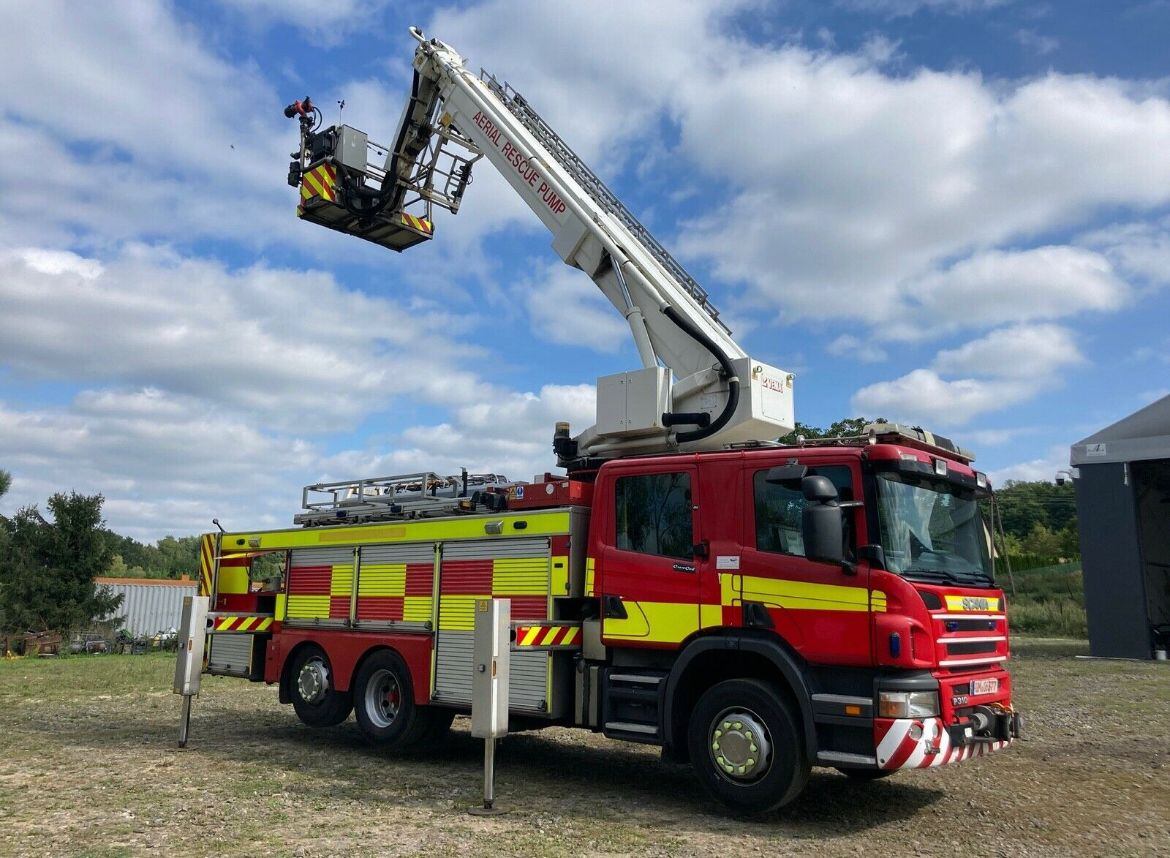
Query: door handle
[[602, 595, 628, 619], [692, 540, 710, 559]]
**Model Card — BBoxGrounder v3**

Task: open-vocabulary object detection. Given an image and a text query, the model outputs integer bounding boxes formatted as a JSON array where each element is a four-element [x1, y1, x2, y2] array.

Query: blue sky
[[2, 0, 1168, 541]]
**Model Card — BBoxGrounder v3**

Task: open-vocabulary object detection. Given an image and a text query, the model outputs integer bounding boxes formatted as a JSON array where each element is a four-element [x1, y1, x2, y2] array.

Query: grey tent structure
[[1070, 394, 1170, 659]]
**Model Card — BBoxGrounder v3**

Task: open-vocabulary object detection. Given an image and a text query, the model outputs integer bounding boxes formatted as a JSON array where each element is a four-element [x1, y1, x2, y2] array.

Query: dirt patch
[[1, 639, 1167, 856]]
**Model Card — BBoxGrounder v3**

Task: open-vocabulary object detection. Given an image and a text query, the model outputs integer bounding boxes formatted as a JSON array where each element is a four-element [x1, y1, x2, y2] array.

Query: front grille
[[944, 618, 999, 632], [947, 640, 999, 655]]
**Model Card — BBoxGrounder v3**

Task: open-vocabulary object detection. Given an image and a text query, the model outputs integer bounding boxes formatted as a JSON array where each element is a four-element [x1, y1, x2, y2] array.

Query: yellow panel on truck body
[[215, 509, 573, 555]]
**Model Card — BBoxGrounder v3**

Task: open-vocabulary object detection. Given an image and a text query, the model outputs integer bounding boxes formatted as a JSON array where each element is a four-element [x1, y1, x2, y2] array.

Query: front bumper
[[875, 711, 1021, 770]]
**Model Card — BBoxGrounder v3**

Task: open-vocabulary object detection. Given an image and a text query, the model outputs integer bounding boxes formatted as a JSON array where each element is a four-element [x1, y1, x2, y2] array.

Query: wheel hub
[[364, 668, 402, 729], [710, 709, 772, 782], [297, 658, 329, 704]]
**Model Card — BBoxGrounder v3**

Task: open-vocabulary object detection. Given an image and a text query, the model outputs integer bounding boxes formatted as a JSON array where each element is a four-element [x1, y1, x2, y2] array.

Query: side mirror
[[801, 476, 845, 564], [857, 544, 887, 571], [766, 463, 808, 484], [801, 474, 838, 503]]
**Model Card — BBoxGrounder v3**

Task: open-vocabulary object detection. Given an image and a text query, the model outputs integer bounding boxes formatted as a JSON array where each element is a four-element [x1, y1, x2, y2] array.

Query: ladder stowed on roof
[[294, 469, 512, 526]]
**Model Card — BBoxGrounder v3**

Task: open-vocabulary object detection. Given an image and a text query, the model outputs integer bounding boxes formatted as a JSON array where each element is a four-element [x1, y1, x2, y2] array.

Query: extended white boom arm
[[292, 29, 795, 464]]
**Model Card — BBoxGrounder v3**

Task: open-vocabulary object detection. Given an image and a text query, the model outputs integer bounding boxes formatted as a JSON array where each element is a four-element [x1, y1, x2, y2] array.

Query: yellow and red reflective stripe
[[199, 534, 216, 597], [213, 615, 274, 633], [300, 164, 337, 202], [514, 624, 580, 648], [399, 212, 433, 234]]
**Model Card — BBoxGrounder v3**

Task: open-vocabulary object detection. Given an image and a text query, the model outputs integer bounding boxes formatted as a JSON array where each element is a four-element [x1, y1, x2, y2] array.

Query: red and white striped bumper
[[875, 717, 1011, 769]]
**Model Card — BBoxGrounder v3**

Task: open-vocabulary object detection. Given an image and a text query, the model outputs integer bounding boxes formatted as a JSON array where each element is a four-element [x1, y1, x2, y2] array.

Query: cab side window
[[754, 466, 853, 557], [615, 472, 693, 559]]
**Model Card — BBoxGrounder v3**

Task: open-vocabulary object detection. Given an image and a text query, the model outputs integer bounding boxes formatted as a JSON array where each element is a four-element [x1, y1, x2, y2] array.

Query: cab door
[[738, 460, 872, 666], [598, 465, 704, 647]]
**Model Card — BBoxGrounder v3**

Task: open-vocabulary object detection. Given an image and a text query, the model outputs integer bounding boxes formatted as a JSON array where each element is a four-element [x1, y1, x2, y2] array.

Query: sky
[[2, 0, 1169, 542]]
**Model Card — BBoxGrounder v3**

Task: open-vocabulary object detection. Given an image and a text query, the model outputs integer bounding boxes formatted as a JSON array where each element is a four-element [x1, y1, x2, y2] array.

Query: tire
[[352, 649, 438, 749], [836, 766, 896, 782], [687, 678, 810, 814], [288, 645, 353, 728]]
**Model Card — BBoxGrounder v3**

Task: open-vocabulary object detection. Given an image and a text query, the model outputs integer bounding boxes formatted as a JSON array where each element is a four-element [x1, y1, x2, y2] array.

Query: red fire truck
[[193, 28, 1020, 814]]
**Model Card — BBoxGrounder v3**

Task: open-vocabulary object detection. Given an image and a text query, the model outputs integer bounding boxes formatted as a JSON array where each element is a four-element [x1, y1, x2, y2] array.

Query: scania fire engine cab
[[190, 28, 1020, 815]]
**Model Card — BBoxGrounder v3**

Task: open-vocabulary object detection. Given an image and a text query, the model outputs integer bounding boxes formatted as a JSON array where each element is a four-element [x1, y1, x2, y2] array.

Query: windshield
[[875, 473, 993, 586]]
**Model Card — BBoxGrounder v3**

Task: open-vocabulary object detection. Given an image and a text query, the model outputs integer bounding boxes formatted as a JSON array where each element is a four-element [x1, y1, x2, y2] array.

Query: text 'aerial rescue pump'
[[183, 27, 1021, 816]]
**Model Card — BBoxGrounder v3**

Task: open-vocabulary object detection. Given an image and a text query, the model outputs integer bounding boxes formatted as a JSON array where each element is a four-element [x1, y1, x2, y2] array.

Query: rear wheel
[[289, 645, 352, 727], [353, 650, 445, 749], [687, 678, 809, 814]]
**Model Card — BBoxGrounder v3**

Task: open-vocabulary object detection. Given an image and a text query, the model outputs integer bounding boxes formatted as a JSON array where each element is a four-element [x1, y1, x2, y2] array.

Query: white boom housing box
[[596, 367, 671, 437]]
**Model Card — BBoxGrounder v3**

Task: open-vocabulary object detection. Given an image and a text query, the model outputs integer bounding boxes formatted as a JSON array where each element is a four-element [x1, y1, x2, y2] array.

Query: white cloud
[[1080, 214, 1170, 289], [428, 1, 732, 167], [931, 323, 1084, 378], [0, 246, 486, 431], [987, 445, 1072, 486], [522, 265, 630, 353], [897, 246, 1128, 339], [852, 369, 1030, 426], [851, 323, 1084, 425], [375, 2, 1170, 342], [0, 3, 291, 248], [215, 0, 393, 40], [1015, 29, 1060, 56], [0, 381, 596, 542], [678, 65, 1170, 327], [324, 384, 595, 481], [0, 391, 317, 541], [964, 427, 1032, 447], [835, 0, 1013, 16], [0, 241, 597, 540], [826, 334, 888, 363]]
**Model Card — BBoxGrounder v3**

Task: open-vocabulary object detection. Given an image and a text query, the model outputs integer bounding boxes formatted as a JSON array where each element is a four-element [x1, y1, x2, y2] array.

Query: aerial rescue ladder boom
[[287, 28, 795, 465]]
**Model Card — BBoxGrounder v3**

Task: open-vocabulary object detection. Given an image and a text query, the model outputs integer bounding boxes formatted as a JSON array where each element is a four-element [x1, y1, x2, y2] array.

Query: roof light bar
[[864, 422, 975, 463]]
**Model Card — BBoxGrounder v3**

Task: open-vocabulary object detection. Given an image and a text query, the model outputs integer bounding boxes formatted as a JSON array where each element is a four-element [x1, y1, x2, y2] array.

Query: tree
[[778, 417, 882, 444], [98, 530, 201, 579], [993, 480, 1079, 546], [1022, 523, 1063, 558], [0, 492, 121, 633], [156, 535, 201, 578]]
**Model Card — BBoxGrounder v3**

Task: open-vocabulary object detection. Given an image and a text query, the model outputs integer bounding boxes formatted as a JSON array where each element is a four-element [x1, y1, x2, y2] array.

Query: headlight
[[878, 690, 939, 719]]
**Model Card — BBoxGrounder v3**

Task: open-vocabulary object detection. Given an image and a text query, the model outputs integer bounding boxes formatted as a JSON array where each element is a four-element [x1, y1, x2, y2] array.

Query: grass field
[[1, 640, 1167, 857]]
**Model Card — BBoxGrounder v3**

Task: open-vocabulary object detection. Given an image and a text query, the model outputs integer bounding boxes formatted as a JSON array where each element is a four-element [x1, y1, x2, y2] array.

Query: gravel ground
[[0, 638, 1167, 857]]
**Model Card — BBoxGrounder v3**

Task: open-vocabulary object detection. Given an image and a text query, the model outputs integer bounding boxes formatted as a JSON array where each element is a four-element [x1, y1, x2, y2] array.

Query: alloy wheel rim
[[365, 668, 402, 729]]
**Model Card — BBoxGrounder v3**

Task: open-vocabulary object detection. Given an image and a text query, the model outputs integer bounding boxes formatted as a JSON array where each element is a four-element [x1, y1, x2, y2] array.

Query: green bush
[[1006, 553, 1062, 572], [1004, 561, 1087, 638], [1008, 600, 1088, 638]]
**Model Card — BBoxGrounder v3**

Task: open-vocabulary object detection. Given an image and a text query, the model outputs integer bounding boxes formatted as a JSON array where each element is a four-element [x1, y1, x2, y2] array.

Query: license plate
[[971, 678, 999, 696]]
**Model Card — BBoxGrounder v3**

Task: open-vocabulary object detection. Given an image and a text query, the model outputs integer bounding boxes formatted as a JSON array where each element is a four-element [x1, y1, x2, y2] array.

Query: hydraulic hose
[[380, 66, 423, 209], [661, 305, 740, 444], [341, 67, 423, 221]]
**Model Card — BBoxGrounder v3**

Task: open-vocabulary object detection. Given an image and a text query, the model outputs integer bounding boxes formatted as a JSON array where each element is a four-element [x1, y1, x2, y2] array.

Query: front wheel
[[289, 645, 352, 727], [687, 679, 810, 814]]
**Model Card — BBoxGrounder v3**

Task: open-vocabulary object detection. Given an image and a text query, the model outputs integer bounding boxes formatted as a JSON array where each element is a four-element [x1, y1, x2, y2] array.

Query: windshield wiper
[[901, 568, 964, 585], [904, 567, 995, 587]]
